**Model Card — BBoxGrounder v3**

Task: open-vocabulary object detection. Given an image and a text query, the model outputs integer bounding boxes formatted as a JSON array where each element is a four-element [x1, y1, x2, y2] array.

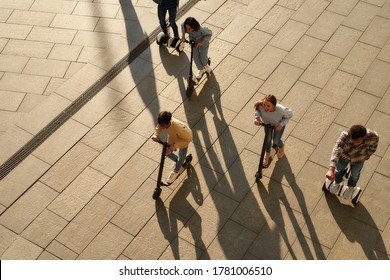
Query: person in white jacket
[[254, 94, 293, 167]]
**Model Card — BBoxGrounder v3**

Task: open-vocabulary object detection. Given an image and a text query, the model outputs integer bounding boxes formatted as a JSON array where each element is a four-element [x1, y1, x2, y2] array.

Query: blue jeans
[[335, 159, 364, 187], [193, 41, 210, 70], [265, 126, 285, 153], [167, 146, 188, 172], [158, 5, 179, 38]]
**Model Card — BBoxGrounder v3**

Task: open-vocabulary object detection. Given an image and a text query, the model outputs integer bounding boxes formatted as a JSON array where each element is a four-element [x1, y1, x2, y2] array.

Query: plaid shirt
[[159, 0, 179, 9], [330, 129, 379, 167]]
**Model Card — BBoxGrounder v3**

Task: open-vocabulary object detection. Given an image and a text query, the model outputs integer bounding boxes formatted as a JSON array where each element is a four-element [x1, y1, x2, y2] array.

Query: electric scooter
[[322, 167, 362, 206], [255, 124, 277, 181]]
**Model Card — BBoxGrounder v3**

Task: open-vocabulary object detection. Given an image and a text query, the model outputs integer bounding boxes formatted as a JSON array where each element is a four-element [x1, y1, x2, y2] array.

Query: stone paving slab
[[0, 0, 390, 261]]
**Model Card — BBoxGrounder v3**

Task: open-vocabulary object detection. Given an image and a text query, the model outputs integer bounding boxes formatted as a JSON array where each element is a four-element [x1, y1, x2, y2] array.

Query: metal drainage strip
[[0, 0, 199, 181]]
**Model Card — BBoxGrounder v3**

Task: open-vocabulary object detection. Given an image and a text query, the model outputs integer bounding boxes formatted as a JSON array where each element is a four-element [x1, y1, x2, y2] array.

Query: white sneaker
[[204, 64, 212, 74], [343, 186, 355, 199], [329, 182, 341, 194], [196, 68, 205, 80], [166, 170, 179, 184]]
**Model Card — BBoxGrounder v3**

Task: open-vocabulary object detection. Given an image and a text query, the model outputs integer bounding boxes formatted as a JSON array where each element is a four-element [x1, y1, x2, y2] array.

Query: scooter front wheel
[[152, 188, 162, 200]]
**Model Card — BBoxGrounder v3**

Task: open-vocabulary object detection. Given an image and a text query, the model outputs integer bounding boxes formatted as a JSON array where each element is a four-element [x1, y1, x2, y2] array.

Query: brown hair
[[349, 125, 367, 139], [184, 17, 200, 32], [157, 111, 172, 126], [254, 94, 277, 110]]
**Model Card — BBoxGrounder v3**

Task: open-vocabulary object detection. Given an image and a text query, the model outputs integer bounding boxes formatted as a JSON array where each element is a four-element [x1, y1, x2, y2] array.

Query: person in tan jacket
[[152, 111, 193, 184]]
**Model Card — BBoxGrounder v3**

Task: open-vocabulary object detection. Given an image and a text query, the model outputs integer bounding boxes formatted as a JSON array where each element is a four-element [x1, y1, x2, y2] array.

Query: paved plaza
[[0, 0, 390, 260]]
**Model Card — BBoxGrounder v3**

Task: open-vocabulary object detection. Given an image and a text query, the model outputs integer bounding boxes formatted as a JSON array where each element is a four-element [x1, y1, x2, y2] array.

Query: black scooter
[[255, 124, 276, 181], [153, 140, 169, 200]]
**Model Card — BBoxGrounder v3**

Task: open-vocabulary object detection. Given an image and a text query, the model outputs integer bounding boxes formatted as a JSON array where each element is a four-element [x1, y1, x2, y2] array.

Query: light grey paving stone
[[366, 111, 390, 156], [0, 182, 57, 234], [284, 234, 330, 259], [278, 0, 306, 10], [231, 30, 271, 62], [179, 190, 239, 249], [0, 236, 43, 260], [56, 194, 120, 254], [0, 155, 50, 207], [363, 0, 387, 6], [21, 209, 68, 248], [357, 59, 390, 97], [159, 236, 204, 260], [46, 240, 77, 260], [55, 63, 106, 101], [244, 45, 287, 80], [199, 126, 253, 174], [300, 52, 342, 88], [73, 2, 119, 18], [306, 10, 345, 41], [0, 72, 50, 94], [0, 23, 32, 40], [111, 177, 173, 238], [48, 167, 110, 221], [2, 39, 53, 58], [328, 216, 383, 259], [242, 0, 278, 19], [72, 87, 125, 128], [0, 9, 12, 23], [0, 125, 32, 166], [269, 19, 309, 51], [192, 104, 237, 149], [207, 219, 257, 260], [378, 220, 390, 257], [354, 173, 390, 232], [23, 57, 70, 78], [40, 142, 99, 192], [309, 123, 346, 168], [64, 62, 85, 79], [32, 119, 89, 165], [379, 0, 390, 18], [344, 2, 381, 30], [339, 42, 381, 77], [256, 4, 295, 35], [0, 38, 7, 51], [94, 18, 129, 34], [27, 26, 77, 44], [37, 251, 60, 260], [322, 25, 362, 59], [90, 129, 147, 177], [7, 10, 55, 26], [0, 54, 29, 72], [48, 44, 83, 62], [213, 149, 258, 202], [30, 0, 77, 14], [316, 70, 361, 109], [291, 0, 329, 25], [378, 87, 390, 114], [360, 16, 390, 48], [220, 72, 262, 113], [206, 0, 246, 29], [50, 14, 99, 31], [100, 153, 158, 205], [377, 146, 390, 178], [0, 225, 17, 256], [80, 107, 134, 152], [77, 46, 103, 63], [326, 0, 359, 16], [218, 13, 258, 45], [335, 90, 380, 128], [281, 81, 320, 122], [259, 62, 304, 99], [72, 30, 122, 49], [123, 205, 185, 260], [283, 35, 325, 69], [0, 90, 25, 111], [291, 101, 339, 145], [378, 38, 390, 63], [248, 203, 305, 260], [195, 0, 226, 13], [77, 223, 133, 260]]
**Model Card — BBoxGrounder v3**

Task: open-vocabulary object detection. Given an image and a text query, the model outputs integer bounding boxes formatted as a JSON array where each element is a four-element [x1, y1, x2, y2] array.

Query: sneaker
[[329, 182, 341, 194], [277, 146, 284, 158], [196, 68, 205, 80], [343, 186, 354, 199], [166, 170, 179, 184], [182, 154, 193, 168], [263, 152, 271, 168], [204, 64, 212, 74]]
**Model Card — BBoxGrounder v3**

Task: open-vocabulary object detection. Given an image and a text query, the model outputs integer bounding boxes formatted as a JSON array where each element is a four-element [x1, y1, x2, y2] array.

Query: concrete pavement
[[0, 0, 390, 260]]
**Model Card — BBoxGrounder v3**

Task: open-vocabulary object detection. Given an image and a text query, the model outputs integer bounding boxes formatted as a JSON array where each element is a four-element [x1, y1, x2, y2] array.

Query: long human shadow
[[179, 72, 271, 259], [155, 165, 209, 259], [259, 156, 326, 259], [324, 193, 388, 259]]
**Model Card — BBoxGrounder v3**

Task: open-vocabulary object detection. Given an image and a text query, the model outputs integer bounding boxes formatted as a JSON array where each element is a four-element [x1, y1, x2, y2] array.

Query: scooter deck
[[322, 178, 362, 206]]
